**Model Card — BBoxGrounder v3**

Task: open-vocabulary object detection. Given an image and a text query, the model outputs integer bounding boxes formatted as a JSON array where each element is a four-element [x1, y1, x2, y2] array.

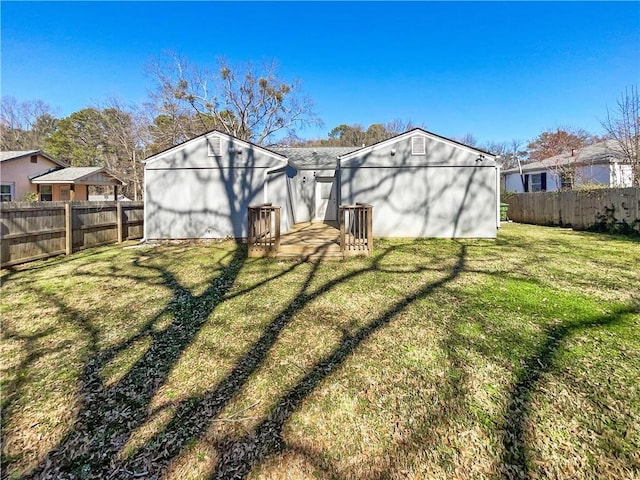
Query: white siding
[[341, 133, 498, 238]]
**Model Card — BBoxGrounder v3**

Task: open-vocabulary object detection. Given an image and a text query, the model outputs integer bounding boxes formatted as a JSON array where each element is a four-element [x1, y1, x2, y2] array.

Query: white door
[[314, 178, 337, 221]]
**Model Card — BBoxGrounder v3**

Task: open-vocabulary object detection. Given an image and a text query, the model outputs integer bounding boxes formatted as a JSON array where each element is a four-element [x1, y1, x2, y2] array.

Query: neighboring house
[[88, 194, 132, 202], [502, 141, 633, 193], [144, 128, 499, 239], [31, 167, 125, 201], [0, 150, 67, 201], [0, 150, 125, 201]]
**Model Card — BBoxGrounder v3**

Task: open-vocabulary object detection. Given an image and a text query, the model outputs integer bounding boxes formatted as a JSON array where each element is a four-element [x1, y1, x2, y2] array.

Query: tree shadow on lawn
[[10, 240, 468, 480], [13, 234, 632, 479], [13, 245, 250, 479], [499, 304, 638, 480]]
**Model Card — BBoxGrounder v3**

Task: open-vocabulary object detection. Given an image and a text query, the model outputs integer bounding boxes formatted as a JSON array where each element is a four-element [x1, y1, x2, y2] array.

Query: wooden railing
[[247, 203, 281, 257], [340, 203, 373, 256]]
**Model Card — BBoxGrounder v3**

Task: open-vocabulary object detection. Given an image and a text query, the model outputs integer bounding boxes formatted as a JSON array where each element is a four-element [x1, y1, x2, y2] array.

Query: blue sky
[[2, 1, 639, 145]]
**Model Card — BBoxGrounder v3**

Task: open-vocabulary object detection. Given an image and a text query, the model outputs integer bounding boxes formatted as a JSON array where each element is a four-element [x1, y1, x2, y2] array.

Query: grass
[[1, 223, 638, 480]]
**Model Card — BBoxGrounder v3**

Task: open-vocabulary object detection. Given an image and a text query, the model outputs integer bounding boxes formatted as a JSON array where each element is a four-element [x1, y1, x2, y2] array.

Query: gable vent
[[411, 136, 426, 155], [208, 137, 222, 157]]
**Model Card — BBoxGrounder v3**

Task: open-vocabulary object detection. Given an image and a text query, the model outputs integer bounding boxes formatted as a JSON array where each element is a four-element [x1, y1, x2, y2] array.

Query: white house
[[144, 128, 500, 240], [502, 141, 633, 193]]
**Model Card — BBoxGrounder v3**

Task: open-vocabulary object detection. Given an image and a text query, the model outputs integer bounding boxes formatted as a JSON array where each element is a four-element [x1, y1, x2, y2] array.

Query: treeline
[[2, 52, 638, 198]]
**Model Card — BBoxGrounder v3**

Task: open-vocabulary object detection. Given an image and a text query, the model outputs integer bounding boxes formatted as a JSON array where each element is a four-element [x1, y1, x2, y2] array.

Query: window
[[560, 172, 573, 190], [207, 137, 222, 156], [1, 183, 14, 202], [527, 173, 547, 192], [411, 136, 426, 155], [30, 155, 38, 163], [60, 187, 71, 201], [40, 185, 53, 201], [320, 182, 333, 199]]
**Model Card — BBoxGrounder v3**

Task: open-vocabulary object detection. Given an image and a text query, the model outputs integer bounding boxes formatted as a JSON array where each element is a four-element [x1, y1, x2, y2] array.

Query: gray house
[[143, 128, 499, 240]]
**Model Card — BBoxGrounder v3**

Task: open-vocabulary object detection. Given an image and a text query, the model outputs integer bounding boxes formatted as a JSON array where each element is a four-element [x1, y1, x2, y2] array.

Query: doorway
[[314, 177, 337, 222]]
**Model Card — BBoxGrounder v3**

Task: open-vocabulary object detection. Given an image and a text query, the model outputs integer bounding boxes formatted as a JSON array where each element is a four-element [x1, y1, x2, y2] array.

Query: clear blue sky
[[2, 1, 639, 145]]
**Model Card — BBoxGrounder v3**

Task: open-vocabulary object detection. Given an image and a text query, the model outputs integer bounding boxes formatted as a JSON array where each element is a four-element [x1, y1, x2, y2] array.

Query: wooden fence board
[[1, 201, 144, 267], [504, 188, 639, 231]]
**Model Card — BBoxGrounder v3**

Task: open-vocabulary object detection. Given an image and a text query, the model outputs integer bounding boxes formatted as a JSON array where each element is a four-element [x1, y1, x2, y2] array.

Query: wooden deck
[[277, 222, 342, 260]]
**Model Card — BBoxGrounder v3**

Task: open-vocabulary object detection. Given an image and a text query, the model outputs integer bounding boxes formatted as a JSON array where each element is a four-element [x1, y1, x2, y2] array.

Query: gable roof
[[271, 146, 360, 169], [0, 150, 68, 167], [144, 129, 288, 165], [31, 167, 125, 185], [502, 141, 626, 174], [337, 128, 495, 163]]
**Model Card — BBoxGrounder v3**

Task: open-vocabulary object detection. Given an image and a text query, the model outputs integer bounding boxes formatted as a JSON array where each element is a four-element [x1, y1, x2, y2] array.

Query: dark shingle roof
[[272, 147, 361, 169], [502, 141, 626, 174]]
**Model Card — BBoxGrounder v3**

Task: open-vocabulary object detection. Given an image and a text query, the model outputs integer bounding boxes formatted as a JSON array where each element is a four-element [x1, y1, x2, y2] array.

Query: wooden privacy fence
[[340, 203, 373, 257], [247, 204, 281, 257], [504, 187, 639, 231], [1, 201, 144, 267]]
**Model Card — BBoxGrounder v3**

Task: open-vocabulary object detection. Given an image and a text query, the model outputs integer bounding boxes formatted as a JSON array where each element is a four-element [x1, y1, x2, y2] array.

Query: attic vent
[[207, 137, 222, 157], [411, 136, 426, 155]]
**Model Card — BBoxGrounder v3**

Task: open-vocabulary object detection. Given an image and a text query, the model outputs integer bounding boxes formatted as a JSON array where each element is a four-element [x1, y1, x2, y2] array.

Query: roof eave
[[338, 128, 497, 162], [143, 130, 288, 165]]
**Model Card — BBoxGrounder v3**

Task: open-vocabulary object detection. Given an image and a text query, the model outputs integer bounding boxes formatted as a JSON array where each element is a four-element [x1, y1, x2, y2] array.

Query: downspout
[[517, 156, 525, 192]]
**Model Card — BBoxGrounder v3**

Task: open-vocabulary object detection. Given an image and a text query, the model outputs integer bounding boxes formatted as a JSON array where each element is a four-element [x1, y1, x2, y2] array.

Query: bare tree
[[601, 86, 640, 186], [384, 118, 423, 136], [0, 96, 58, 150], [98, 98, 150, 200], [484, 139, 526, 170], [455, 133, 478, 147], [146, 52, 322, 145]]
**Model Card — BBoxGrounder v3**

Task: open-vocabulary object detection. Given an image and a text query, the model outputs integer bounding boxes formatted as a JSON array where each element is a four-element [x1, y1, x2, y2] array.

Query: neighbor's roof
[[502, 141, 626, 174], [0, 150, 68, 167], [271, 147, 361, 169], [31, 167, 125, 185]]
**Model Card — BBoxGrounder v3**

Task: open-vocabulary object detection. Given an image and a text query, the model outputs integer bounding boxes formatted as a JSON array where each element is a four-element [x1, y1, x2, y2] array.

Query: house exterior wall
[[341, 134, 498, 238], [503, 170, 562, 193], [575, 164, 610, 186], [0, 154, 61, 200], [613, 163, 634, 187], [504, 163, 625, 193], [48, 184, 88, 201], [288, 169, 336, 223], [144, 134, 287, 239]]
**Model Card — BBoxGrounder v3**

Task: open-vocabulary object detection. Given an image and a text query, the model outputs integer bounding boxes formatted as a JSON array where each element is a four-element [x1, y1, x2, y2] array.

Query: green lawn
[[1, 223, 638, 480]]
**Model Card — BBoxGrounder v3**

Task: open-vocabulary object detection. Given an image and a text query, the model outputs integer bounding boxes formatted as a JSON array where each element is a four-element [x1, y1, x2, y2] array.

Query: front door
[[314, 177, 337, 222]]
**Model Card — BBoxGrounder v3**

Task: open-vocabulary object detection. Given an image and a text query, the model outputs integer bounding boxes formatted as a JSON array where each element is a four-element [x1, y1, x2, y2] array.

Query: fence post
[[65, 202, 73, 255], [117, 202, 123, 243]]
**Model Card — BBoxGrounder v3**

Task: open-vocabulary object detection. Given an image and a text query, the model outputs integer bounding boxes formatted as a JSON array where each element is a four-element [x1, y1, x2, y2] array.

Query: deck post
[[366, 205, 373, 252], [274, 207, 281, 252], [339, 207, 345, 254]]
